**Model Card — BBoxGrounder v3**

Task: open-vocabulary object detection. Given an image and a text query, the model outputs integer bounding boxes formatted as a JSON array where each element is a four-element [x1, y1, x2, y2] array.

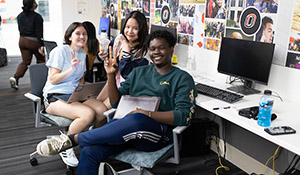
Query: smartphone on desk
[[264, 126, 296, 135]]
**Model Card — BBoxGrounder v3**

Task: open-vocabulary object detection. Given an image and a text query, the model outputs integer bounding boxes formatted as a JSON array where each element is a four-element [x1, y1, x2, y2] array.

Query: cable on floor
[[212, 139, 230, 175], [258, 146, 280, 175]]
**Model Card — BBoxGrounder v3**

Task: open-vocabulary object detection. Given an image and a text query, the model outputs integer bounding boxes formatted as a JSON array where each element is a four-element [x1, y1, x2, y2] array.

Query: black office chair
[[43, 40, 57, 60], [24, 63, 74, 174], [103, 108, 189, 175], [85, 55, 107, 83]]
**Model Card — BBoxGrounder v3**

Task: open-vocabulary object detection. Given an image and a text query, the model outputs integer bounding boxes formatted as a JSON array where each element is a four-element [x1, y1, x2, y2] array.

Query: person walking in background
[[9, 0, 45, 90]]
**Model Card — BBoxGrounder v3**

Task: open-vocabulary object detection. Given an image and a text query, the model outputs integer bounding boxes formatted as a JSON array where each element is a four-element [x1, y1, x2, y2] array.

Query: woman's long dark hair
[[22, 0, 35, 15], [82, 21, 98, 55], [120, 11, 148, 58]]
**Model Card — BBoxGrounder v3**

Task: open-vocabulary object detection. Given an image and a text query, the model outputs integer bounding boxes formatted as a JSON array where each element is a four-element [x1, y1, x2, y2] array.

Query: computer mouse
[[250, 106, 259, 116]]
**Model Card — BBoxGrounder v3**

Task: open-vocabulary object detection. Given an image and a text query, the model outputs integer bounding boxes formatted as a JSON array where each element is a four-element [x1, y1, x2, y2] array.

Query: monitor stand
[[227, 80, 260, 95], [227, 85, 260, 95]]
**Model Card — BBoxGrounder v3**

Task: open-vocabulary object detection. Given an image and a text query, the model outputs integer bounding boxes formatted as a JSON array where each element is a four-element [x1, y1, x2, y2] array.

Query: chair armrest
[[173, 125, 188, 134], [103, 108, 116, 122], [24, 92, 51, 128], [24, 92, 41, 103], [166, 125, 189, 164]]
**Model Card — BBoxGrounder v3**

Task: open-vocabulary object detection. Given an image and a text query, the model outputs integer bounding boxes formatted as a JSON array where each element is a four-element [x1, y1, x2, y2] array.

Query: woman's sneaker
[[9, 77, 18, 90], [59, 148, 79, 167], [36, 131, 72, 156]]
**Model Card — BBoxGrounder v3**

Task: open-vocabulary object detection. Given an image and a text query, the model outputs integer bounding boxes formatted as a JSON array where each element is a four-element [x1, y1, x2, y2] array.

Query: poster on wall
[[102, 0, 109, 16], [176, 0, 205, 47], [102, 0, 120, 30], [121, 0, 131, 19], [203, 0, 227, 51], [77, 0, 89, 14], [225, 0, 278, 42], [286, 0, 300, 69], [143, 0, 150, 17], [152, 0, 179, 37], [109, 2, 119, 29]]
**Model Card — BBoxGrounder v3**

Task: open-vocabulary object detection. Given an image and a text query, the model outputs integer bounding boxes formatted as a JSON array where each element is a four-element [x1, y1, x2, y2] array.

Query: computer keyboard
[[196, 83, 244, 103]]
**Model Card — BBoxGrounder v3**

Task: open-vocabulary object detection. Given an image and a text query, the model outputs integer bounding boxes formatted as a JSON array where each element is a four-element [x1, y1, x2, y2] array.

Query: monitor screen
[[217, 37, 275, 94], [150, 24, 177, 38], [99, 17, 110, 38]]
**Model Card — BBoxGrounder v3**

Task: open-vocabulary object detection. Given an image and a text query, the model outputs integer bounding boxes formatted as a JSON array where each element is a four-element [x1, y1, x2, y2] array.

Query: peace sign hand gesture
[[71, 50, 81, 70]]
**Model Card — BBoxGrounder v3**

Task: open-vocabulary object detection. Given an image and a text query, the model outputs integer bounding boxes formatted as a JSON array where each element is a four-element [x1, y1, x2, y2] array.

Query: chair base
[[29, 150, 76, 175]]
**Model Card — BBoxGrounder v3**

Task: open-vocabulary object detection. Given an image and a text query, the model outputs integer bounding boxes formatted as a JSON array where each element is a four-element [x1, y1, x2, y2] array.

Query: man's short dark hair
[[146, 30, 177, 48], [262, 16, 273, 27]]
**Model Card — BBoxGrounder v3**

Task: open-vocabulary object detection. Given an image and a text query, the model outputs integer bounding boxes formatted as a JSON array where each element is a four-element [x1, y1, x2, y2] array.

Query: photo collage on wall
[[103, 0, 279, 53], [150, 0, 279, 52], [285, 0, 300, 69], [225, 0, 278, 43], [101, 0, 147, 30], [150, 0, 206, 48]]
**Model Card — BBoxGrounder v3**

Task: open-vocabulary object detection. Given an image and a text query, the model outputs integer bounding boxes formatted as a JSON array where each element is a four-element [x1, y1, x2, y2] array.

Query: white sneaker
[[36, 131, 72, 156], [59, 148, 79, 167], [9, 77, 18, 90], [88, 125, 94, 131]]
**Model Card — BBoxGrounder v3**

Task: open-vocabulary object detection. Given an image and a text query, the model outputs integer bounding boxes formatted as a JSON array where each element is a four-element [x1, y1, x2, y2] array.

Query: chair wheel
[[66, 167, 74, 175], [30, 158, 38, 166]]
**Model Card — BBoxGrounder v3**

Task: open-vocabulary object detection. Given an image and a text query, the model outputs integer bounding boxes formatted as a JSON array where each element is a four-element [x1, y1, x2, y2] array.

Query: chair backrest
[[43, 40, 57, 60], [28, 63, 48, 98]]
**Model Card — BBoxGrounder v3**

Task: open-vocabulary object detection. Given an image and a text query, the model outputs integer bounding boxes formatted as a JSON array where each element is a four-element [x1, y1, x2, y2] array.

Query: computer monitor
[[99, 17, 110, 38], [217, 37, 275, 95], [150, 24, 177, 38]]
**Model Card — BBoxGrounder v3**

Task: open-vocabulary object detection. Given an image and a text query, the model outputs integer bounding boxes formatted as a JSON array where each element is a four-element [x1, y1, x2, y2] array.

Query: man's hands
[[128, 107, 150, 117]]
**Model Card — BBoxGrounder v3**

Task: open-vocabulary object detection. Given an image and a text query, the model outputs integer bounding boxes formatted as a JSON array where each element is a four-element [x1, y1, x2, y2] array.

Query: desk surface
[[184, 67, 300, 156]]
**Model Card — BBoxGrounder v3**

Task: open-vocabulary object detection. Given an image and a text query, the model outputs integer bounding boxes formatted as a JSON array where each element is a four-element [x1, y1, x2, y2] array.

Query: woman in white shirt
[[42, 22, 103, 168]]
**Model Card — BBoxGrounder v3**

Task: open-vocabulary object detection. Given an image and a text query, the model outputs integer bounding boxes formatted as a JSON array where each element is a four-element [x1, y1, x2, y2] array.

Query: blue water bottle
[[257, 90, 274, 127]]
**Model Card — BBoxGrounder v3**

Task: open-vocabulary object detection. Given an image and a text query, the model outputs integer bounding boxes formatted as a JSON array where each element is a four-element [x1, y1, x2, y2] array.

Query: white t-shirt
[[43, 45, 86, 98]]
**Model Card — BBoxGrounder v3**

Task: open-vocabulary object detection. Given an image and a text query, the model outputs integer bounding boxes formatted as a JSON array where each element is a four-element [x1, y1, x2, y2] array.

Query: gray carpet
[[0, 57, 247, 175]]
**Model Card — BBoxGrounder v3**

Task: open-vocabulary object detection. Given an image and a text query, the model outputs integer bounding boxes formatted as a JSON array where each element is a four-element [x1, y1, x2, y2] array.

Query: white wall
[[3, 0, 101, 56], [3, 0, 300, 103]]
